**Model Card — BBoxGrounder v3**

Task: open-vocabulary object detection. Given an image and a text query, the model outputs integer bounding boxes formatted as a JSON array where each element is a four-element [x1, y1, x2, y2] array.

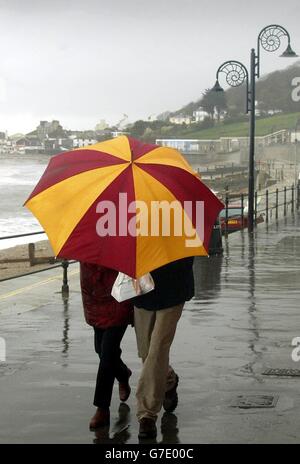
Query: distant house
[[193, 106, 226, 122], [156, 138, 220, 154], [44, 137, 73, 153], [267, 109, 283, 116], [44, 138, 58, 152], [169, 114, 192, 125], [95, 129, 113, 140], [70, 136, 98, 148], [14, 136, 44, 154], [32, 120, 74, 154], [111, 130, 129, 138], [193, 107, 210, 122], [58, 138, 74, 150]]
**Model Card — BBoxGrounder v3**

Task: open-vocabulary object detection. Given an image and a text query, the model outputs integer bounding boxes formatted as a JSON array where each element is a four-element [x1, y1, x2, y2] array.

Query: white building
[[193, 107, 210, 122], [156, 138, 219, 153], [69, 136, 98, 148], [111, 131, 129, 138], [169, 114, 192, 125]]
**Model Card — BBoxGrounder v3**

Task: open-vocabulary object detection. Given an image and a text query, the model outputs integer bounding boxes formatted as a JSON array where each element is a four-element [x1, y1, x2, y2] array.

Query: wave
[[0, 158, 47, 249]]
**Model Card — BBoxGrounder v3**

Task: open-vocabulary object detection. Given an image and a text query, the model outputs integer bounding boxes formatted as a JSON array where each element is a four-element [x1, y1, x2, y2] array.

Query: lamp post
[[295, 137, 298, 186], [212, 25, 298, 232], [294, 125, 299, 187]]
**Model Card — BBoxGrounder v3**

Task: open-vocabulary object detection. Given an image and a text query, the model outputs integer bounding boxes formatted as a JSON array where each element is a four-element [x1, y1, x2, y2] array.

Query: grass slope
[[175, 112, 300, 140]]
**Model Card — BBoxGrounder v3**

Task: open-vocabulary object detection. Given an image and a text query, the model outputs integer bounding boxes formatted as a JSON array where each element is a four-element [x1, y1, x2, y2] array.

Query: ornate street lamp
[[256, 25, 298, 78], [212, 25, 298, 232], [212, 61, 250, 113]]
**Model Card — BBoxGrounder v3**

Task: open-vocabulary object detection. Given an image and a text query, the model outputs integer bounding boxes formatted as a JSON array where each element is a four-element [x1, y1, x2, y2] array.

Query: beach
[[0, 240, 57, 280]]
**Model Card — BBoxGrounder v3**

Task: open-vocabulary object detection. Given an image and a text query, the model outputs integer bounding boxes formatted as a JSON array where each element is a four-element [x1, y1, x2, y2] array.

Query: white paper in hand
[[111, 272, 155, 302]]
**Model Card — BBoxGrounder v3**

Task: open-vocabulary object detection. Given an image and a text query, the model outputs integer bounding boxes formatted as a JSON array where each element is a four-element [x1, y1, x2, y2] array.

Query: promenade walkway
[[0, 213, 300, 443]]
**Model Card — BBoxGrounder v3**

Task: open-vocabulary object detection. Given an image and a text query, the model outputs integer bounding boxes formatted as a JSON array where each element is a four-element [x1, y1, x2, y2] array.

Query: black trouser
[[93, 325, 129, 409]]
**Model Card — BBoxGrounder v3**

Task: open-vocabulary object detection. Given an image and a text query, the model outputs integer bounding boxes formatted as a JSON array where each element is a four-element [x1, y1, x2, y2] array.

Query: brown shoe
[[89, 408, 110, 430], [163, 374, 179, 413], [119, 368, 132, 402], [138, 417, 157, 439]]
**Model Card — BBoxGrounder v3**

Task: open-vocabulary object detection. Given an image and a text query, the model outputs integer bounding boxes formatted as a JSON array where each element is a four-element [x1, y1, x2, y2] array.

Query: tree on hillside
[[128, 120, 149, 138], [255, 65, 300, 113], [225, 84, 247, 115], [199, 88, 227, 121], [226, 61, 300, 116], [128, 119, 169, 138]]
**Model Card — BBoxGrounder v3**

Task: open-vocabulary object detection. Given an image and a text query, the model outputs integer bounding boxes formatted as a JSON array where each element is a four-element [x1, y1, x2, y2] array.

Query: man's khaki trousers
[[134, 304, 183, 421]]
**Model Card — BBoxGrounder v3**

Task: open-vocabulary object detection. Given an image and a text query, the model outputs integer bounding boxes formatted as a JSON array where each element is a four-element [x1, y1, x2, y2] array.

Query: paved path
[[0, 213, 300, 443]]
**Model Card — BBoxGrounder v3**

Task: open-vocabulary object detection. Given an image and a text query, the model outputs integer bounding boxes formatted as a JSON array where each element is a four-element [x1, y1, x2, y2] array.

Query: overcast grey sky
[[0, 0, 299, 133]]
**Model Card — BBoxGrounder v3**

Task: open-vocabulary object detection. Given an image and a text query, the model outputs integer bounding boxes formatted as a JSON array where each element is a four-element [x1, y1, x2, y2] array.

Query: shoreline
[[0, 151, 53, 159], [0, 239, 57, 281]]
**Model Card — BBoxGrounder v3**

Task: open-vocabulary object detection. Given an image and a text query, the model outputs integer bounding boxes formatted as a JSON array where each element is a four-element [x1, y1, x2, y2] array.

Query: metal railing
[[222, 182, 300, 236], [1, 181, 299, 287]]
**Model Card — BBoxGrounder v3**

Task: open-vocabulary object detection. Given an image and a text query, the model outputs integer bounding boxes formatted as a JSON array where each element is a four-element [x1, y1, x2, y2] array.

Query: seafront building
[[0, 120, 114, 155]]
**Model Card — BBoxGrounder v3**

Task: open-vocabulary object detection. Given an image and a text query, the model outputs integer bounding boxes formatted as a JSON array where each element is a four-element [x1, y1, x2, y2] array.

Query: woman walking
[[80, 262, 133, 429]]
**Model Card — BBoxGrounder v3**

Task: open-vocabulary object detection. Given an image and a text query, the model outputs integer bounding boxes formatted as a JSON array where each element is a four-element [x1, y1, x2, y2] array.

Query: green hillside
[[169, 61, 300, 118], [129, 61, 300, 142], [160, 111, 300, 140]]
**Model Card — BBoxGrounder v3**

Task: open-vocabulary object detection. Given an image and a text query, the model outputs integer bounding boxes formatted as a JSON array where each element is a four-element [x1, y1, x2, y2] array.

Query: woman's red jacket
[[80, 262, 133, 329]]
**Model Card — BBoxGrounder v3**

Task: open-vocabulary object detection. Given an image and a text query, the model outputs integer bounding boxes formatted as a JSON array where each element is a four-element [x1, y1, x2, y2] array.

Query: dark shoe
[[119, 368, 132, 402], [138, 417, 157, 439], [163, 374, 179, 413], [161, 412, 179, 444], [89, 408, 110, 430], [113, 403, 131, 431]]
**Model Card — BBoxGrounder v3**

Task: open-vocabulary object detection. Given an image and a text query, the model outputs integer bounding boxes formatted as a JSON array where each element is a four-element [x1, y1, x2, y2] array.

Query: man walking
[[134, 257, 194, 439]]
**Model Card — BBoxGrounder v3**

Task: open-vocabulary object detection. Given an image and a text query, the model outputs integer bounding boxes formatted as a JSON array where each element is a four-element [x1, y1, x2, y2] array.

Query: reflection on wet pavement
[[93, 404, 131, 444], [193, 256, 223, 306], [0, 213, 300, 443], [61, 297, 70, 367]]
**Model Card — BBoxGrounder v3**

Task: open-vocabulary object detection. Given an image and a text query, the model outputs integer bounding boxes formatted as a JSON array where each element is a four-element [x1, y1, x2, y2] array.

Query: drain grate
[[262, 368, 300, 377], [231, 395, 278, 409]]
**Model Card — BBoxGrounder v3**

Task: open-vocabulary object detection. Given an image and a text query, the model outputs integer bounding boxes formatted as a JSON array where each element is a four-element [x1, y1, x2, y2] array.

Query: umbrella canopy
[[25, 136, 223, 278]]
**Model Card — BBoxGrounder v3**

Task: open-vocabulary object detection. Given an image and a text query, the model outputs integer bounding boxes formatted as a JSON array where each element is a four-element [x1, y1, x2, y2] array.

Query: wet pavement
[[1, 213, 300, 443]]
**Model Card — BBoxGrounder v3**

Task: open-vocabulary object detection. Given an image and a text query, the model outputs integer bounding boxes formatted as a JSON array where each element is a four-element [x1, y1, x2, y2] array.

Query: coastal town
[[1, 0, 300, 449], [0, 105, 227, 156], [0, 119, 122, 155]]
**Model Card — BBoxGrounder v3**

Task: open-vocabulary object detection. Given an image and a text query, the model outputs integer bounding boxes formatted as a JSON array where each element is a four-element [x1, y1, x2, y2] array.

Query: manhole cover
[[263, 368, 300, 377], [231, 395, 278, 409]]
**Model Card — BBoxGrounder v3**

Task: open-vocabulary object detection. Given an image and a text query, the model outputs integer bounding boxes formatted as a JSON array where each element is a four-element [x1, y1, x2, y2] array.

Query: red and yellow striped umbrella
[[25, 136, 223, 278]]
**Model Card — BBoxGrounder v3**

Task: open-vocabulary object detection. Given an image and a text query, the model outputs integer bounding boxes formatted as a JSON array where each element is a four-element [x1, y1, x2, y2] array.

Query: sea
[[0, 153, 51, 250]]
